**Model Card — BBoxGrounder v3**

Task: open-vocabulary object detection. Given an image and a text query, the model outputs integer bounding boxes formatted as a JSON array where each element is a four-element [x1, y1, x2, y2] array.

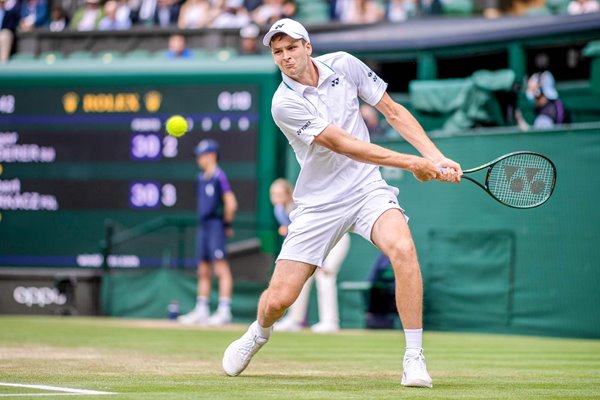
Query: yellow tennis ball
[[166, 115, 188, 137]]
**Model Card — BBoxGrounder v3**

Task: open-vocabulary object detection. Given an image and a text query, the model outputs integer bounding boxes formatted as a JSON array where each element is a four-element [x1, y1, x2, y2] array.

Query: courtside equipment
[[165, 115, 188, 137], [457, 151, 556, 208]]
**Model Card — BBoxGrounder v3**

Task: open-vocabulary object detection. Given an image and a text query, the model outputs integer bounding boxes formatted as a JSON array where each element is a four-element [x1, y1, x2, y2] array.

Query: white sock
[[404, 328, 423, 353], [218, 297, 231, 312], [196, 296, 209, 312], [254, 320, 272, 339]]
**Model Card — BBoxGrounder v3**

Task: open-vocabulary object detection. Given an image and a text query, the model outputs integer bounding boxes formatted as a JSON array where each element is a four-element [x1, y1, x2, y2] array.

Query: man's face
[[270, 35, 312, 80]]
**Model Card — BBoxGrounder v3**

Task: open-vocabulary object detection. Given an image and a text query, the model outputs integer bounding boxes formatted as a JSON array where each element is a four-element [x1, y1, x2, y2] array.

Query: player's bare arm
[[375, 93, 462, 181], [313, 124, 454, 183]]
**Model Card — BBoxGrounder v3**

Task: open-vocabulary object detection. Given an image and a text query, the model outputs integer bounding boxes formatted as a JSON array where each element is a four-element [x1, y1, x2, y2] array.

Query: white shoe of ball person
[[310, 321, 339, 334], [273, 316, 302, 332], [207, 308, 232, 326], [223, 321, 271, 376], [401, 348, 433, 388], [177, 307, 209, 325]]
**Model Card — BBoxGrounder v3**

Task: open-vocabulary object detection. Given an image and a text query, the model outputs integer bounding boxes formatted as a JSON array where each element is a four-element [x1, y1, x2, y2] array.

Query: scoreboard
[[0, 60, 282, 269]]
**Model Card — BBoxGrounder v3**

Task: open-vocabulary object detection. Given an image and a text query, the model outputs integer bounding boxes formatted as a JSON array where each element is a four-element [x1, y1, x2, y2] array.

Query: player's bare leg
[[371, 209, 432, 388], [223, 260, 315, 376], [258, 260, 316, 327]]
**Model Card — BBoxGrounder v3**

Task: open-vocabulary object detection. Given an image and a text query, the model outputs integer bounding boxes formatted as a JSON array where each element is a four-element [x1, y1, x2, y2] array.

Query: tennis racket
[[456, 151, 556, 209]]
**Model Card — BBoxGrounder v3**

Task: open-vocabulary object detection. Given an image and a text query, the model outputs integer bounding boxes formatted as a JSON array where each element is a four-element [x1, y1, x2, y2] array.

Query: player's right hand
[[412, 158, 440, 182]]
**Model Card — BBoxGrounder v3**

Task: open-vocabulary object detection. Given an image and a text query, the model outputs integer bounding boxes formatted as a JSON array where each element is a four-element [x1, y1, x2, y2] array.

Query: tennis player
[[223, 18, 462, 388]]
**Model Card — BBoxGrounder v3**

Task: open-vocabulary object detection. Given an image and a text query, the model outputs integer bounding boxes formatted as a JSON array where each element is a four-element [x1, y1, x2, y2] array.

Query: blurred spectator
[[418, 0, 443, 15], [166, 33, 193, 58], [19, 0, 47, 31], [516, 71, 571, 130], [567, 0, 599, 14], [239, 22, 260, 54], [177, 0, 210, 28], [0, 0, 20, 63], [48, 6, 69, 31], [360, 103, 387, 138], [130, 0, 156, 24], [99, 0, 132, 29], [70, 0, 104, 31], [251, 0, 296, 25], [210, 0, 250, 28], [153, 0, 180, 26], [114, 0, 133, 25], [334, 0, 384, 23], [386, 0, 416, 21]]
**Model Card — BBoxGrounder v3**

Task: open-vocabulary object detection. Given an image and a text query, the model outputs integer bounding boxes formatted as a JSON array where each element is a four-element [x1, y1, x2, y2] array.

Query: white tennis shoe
[[401, 348, 433, 388], [207, 308, 232, 326], [310, 321, 339, 334], [177, 307, 209, 325], [273, 316, 302, 332], [223, 321, 270, 376]]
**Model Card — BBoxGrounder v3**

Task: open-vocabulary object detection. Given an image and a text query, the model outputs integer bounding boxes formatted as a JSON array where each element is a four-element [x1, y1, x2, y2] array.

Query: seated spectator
[[131, 0, 157, 25], [386, 0, 416, 21], [418, 0, 443, 15], [567, 0, 599, 14], [334, 0, 384, 24], [239, 22, 260, 54], [19, 0, 48, 32], [115, 0, 133, 25], [99, 0, 132, 29], [516, 71, 571, 130], [49, 6, 69, 31], [0, 0, 20, 63], [153, 0, 180, 26], [360, 103, 387, 138], [210, 0, 250, 28], [251, 0, 296, 25], [177, 0, 210, 28], [166, 33, 193, 58], [70, 0, 104, 31]]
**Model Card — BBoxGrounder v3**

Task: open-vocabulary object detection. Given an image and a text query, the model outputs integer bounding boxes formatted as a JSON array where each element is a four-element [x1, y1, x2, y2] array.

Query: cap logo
[[275, 23, 285, 29]]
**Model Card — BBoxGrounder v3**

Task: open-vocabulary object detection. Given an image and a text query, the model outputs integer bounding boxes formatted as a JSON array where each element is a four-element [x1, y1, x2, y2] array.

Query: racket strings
[[487, 153, 555, 208]]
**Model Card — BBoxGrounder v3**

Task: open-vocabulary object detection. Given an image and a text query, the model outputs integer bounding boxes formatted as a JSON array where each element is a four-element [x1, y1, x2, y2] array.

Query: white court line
[[0, 383, 116, 397]]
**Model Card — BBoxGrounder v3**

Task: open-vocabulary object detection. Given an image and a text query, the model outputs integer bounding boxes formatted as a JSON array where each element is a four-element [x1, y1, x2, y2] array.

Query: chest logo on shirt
[[296, 120, 312, 135], [331, 78, 340, 87], [205, 183, 215, 197]]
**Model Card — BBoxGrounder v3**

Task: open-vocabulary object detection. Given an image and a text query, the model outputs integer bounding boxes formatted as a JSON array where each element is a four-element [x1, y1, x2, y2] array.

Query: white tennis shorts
[[277, 183, 405, 268]]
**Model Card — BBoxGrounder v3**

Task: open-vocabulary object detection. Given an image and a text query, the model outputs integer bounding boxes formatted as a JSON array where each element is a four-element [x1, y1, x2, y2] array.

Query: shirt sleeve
[[342, 52, 388, 106], [272, 99, 330, 145], [217, 170, 232, 193]]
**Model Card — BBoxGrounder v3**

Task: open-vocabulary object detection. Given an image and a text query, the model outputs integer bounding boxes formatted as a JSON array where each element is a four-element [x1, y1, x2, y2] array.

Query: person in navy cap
[[178, 139, 238, 326], [517, 71, 571, 130]]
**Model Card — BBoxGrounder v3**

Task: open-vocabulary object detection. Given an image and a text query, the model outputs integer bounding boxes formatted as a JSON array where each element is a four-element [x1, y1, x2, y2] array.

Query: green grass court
[[1, 316, 599, 399]]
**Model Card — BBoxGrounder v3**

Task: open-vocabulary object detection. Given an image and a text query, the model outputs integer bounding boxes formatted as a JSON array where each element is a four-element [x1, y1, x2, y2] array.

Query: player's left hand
[[226, 227, 234, 238], [435, 157, 462, 183]]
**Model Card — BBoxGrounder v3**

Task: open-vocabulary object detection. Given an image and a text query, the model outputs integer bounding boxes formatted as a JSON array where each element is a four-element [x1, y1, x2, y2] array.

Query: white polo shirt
[[271, 51, 388, 208]]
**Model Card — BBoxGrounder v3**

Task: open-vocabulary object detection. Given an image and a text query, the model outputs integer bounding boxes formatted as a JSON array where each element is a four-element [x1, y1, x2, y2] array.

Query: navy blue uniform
[[196, 167, 232, 262]]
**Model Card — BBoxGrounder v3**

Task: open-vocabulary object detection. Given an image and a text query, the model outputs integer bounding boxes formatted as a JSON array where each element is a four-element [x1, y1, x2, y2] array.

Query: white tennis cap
[[262, 18, 310, 47]]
